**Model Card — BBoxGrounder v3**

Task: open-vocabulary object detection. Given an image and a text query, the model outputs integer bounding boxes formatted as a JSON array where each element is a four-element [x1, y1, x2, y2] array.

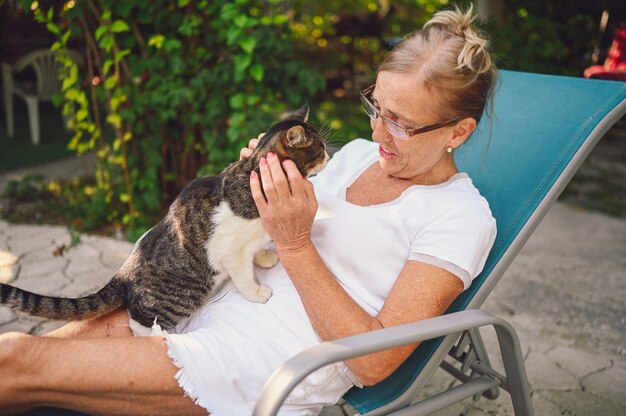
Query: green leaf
[[234, 15, 248, 28], [238, 36, 256, 54], [104, 76, 117, 90], [226, 26, 242, 45], [51, 93, 62, 107], [99, 35, 114, 51], [148, 34, 165, 49], [76, 108, 89, 121], [164, 38, 182, 52], [103, 59, 113, 76], [249, 64, 264, 82], [95, 26, 108, 41], [115, 49, 131, 63], [111, 20, 130, 33], [234, 54, 252, 82], [272, 14, 288, 25], [46, 22, 60, 35], [178, 0, 191, 7], [115, 2, 134, 18], [229, 93, 245, 110], [65, 89, 79, 100], [220, 3, 238, 20]]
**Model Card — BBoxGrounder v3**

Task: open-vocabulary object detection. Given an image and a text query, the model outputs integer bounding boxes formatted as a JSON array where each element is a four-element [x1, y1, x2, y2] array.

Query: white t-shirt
[[311, 139, 495, 301], [160, 138, 496, 415]]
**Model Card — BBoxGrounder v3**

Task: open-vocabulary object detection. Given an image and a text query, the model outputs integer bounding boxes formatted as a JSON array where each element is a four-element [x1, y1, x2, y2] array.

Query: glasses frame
[[360, 84, 461, 140]]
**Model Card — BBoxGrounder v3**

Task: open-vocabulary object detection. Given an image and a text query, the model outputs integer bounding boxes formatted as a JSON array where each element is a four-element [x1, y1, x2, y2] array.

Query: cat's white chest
[[205, 201, 276, 302]]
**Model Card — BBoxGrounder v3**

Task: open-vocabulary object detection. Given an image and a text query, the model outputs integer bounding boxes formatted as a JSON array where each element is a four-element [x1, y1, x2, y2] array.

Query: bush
[[22, 0, 324, 240]]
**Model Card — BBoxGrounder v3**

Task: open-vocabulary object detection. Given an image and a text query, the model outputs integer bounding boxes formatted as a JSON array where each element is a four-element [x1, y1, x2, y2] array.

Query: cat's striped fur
[[0, 105, 328, 334]]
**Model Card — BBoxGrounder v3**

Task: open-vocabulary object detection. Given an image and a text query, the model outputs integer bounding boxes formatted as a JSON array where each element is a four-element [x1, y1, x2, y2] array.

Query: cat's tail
[[0, 279, 125, 321]]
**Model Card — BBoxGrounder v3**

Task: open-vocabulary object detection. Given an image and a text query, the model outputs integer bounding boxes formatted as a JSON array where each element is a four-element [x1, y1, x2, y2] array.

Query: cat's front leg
[[253, 249, 279, 269], [222, 254, 272, 303]]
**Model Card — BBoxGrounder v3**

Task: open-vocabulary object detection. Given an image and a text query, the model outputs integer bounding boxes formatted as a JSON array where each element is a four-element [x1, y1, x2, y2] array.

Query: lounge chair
[[253, 70, 626, 415]]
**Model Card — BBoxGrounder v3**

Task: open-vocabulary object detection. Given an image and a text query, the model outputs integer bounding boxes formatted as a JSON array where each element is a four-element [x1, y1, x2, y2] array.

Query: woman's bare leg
[[44, 308, 133, 339], [0, 326, 206, 415]]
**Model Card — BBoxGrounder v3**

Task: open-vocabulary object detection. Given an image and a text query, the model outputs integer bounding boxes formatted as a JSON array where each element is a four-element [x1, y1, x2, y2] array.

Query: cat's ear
[[284, 104, 310, 123], [284, 125, 312, 148]]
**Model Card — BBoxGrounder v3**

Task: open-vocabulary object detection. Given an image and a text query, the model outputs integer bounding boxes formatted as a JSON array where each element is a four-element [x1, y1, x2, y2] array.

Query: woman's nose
[[371, 117, 392, 143]]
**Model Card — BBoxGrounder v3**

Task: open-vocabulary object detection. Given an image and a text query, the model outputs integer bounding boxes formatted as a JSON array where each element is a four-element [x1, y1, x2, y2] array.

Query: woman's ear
[[448, 117, 476, 149]]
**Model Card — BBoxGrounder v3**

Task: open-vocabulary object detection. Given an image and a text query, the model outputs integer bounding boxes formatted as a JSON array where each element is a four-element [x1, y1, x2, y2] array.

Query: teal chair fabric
[[343, 70, 626, 413]]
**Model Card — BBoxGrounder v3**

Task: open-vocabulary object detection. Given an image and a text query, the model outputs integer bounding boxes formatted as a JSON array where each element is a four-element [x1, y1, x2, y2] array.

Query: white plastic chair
[[2, 49, 82, 146]]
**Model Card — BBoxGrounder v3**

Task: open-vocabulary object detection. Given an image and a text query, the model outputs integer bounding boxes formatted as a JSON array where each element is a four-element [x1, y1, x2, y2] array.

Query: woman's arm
[[250, 154, 463, 386]]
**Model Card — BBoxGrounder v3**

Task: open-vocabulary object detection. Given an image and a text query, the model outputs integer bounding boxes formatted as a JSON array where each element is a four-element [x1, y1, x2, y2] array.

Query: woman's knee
[[0, 331, 31, 360], [0, 332, 37, 397]]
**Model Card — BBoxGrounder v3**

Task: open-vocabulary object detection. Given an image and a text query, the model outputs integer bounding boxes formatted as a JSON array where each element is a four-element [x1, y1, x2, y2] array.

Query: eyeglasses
[[360, 84, 460, 140]]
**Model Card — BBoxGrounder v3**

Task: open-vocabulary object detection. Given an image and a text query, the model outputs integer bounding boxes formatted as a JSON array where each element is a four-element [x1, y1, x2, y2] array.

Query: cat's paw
[[247, 284, 273, 303], [253, 249, 280, 269]]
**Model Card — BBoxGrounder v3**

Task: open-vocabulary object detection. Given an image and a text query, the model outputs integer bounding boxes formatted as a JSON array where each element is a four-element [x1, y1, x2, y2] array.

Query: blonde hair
[[378, 4, 497, 124]]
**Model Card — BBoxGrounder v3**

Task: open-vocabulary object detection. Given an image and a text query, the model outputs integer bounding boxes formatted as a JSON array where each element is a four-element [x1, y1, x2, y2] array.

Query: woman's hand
[[250, 151, 318, 255], [240, 133, 264, 160]]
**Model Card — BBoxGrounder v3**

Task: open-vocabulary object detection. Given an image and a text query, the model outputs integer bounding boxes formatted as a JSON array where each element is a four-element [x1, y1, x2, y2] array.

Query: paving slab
[[541, 390, 624, 416], [581, 364, 626, 407], [546, 346, 612, 379]]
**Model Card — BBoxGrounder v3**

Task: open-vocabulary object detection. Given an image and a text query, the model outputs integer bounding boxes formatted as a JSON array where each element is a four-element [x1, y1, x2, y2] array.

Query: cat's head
[[255, 104, 329, 177]]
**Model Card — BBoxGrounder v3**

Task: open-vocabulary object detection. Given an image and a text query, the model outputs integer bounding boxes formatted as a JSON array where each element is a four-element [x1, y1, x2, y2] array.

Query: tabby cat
[[0, 104, 328, 335]]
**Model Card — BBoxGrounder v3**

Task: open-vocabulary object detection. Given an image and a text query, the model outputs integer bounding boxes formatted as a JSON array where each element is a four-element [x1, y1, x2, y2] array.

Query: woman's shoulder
[[404, 173, 495, 226]]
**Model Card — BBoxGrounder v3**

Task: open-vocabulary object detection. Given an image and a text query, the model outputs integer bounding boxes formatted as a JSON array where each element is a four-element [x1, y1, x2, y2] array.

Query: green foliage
[[286, 0, 603, 97], [1, 175, 109, 231], [11, 0, 604, 239], [21, 0, 324, 239], [487, 2, 604, 76], [287, 0, 446, 99]]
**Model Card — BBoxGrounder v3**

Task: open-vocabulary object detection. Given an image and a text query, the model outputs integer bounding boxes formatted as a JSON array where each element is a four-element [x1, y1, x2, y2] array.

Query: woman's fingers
[[265, 152, 292, 201], [250, 170, 268, 213], [281, 159, 305, 196], [240, 135, 264, 160], [302, 178, 317, 206], [253, 154, 316, 210], [240, 147, 253, 160], [258, 157, 279, 204], [282, 159, 318, 209]]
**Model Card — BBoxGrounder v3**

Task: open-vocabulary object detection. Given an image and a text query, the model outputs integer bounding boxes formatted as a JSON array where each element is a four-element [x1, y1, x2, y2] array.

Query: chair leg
[[494, 323, 535, 416], [24, 97, 40, 145], [3, 89, 13, 138]]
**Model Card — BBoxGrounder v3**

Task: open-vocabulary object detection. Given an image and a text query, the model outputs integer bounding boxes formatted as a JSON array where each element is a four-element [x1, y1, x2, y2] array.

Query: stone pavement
[[0, 154, 625, 415]]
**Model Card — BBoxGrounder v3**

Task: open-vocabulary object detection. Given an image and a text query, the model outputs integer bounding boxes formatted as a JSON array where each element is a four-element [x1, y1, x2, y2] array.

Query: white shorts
[[141, 266, 355, 415]]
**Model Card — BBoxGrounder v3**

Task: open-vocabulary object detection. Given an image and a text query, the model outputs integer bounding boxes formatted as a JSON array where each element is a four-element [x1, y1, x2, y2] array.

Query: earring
[[446, 146, 453, 153]]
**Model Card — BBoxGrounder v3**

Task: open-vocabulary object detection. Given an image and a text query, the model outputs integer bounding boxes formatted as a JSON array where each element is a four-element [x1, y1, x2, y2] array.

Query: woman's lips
[[379, 146, 396, 159]]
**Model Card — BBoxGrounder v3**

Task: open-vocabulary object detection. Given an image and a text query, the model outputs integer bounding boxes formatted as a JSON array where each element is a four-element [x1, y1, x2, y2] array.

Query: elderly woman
[[0, 6, 496, 416]]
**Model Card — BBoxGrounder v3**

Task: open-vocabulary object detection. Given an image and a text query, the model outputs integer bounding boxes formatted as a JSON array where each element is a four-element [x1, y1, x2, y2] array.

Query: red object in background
[[584, 27, 626, 81]]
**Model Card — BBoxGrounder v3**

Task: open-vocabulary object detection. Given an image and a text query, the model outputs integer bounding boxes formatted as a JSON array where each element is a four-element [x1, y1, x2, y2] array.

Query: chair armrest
[[253, 309, 522, 416]]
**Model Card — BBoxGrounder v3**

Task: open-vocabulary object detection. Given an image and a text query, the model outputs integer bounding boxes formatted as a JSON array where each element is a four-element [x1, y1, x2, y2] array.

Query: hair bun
[[424, 5, 492, 74], [424, 5, 474, 36]]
